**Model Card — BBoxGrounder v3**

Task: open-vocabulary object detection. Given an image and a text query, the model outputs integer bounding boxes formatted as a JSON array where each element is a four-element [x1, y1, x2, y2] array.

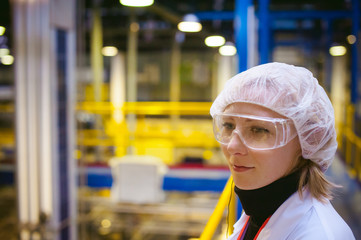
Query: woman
[[210, 62, 355, 239]]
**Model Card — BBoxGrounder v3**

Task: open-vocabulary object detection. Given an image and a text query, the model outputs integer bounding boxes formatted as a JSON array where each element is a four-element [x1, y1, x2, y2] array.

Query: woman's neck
[[234, 170, 301, 226]]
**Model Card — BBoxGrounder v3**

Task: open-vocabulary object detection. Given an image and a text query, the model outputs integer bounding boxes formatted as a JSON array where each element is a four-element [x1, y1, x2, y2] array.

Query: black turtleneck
[[234, 170, 301, 240]]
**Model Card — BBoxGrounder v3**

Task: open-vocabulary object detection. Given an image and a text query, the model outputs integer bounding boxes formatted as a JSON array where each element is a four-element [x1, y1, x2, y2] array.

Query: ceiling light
[[0, 26, 5, 36], [329, 45, 346, 56], [1, 55, 14, 65], [120, 0, 154, 7], [347, 35, 356, 45], [178, 14, 202, 33], [219, 42, 237, 56], [102, 46, 118, 57], [205, 35, 225, 47]]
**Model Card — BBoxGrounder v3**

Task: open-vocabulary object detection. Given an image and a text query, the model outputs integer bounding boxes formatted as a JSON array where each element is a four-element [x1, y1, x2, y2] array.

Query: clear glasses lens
[[213, 114, 294, 150]]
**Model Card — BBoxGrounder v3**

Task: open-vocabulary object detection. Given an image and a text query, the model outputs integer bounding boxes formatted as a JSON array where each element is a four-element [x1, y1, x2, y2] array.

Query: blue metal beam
[[270, 10, 352, 20], [195, 11, 234, 21], [273, 40, 314, 47], [259, 0, 270, 64], [234, 0, 252, 72], [351, 0, 359, 104], [194, 10, 352, 21]]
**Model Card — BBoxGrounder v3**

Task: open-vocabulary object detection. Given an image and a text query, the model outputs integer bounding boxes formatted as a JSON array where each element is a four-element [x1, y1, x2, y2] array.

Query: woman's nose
[[226, 131, 248, 155]]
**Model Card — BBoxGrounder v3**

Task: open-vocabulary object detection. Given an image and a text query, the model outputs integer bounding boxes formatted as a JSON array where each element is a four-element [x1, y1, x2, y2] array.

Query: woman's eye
[[222, 122, 235, 130], [250, 126, 270, 134]]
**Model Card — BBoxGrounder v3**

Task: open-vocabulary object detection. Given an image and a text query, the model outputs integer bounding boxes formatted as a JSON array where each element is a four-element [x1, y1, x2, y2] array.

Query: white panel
[[49, 28, 61, 240], [331, 56, 348, 131], [39, 0, 53, 217], [13, 0, 77, 239], [50, 0, 75, 29], [247, 5, 258, 68], [67, 29, 77, 240], [110, 53, 126, 123], [110, 156, 167, 204], [14, 0, 30, 225], [26, 0, 40, 225], [217, 55, 238, 95]]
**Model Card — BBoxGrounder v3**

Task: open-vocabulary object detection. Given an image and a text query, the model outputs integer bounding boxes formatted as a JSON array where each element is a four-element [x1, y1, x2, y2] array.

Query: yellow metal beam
[[77, 101, 213, 115], [339, 103, 361, 181], [200, 176, 235, 240]]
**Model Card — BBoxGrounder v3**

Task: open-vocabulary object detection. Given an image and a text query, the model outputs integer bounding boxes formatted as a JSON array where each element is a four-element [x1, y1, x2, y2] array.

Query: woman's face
[[221, 102, 302, 190]]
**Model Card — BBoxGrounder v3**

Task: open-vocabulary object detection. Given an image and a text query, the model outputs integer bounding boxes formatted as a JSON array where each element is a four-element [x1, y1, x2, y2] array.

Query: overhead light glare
[[329, 45, 346, 56], [0, 48, 10, 57], [219, 42, 237, 56], [0, 26, 5, 36], [178, 14, 202, 33], [1, 55, 14, 65], [101, 219, 112, 228], [347, 35, 356, 45], [130, 22, 140, 32], [102, 46, 118, 57], [205, 35, 225, 47], [120, 0, 154, 7]]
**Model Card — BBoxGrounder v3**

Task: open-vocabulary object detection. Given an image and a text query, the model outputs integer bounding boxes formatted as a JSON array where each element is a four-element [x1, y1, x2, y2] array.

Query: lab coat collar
[[256, 188, 315, 239]]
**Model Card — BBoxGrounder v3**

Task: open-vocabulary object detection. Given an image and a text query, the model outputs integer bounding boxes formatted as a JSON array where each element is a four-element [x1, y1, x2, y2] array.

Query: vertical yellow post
[[345, 105, 355, 165], [337, 120, 343, 150], [346, 105, 354, 130], [170, 35, 181, 103], [345, 130, 353, 166], [200, 176, 234, 240], [227, 189, 236, 236], [169, 34, 181, 142], [355, 139, 361, 181], [91, 7, 104, 102]]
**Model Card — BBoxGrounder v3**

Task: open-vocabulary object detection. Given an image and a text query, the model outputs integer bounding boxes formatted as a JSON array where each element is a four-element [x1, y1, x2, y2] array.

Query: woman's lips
[[232, 165, 254, 172]]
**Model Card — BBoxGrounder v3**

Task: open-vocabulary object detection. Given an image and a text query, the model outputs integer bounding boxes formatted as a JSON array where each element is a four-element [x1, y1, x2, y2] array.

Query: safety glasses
[[213, 113, 298, 150]]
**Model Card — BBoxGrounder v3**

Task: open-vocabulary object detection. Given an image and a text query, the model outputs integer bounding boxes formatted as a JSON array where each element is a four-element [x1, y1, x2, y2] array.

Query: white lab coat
[[228, 189, 355, 240]]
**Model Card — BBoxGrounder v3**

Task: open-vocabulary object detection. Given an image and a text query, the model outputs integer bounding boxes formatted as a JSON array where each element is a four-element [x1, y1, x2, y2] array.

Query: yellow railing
[[199, 176, 237, 240], [338, 104, 361, 181], [77, 101, 213, 115], [76, 101, 218, 161]]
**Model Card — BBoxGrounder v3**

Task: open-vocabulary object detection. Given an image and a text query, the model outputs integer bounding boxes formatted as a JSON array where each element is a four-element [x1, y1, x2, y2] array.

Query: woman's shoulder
[[260, 190, 355, 239], [287, 201, 355, 239], [228, 190, 355, 240], [304, 197, 355, 239]]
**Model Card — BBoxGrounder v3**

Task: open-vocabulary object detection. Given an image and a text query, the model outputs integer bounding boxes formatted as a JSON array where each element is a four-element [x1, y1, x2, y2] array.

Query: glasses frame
[[213, 113, 298, 150]]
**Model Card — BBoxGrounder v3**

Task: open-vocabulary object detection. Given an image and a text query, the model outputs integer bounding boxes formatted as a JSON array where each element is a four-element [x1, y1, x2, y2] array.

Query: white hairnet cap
[[210, 62, 337, 171]]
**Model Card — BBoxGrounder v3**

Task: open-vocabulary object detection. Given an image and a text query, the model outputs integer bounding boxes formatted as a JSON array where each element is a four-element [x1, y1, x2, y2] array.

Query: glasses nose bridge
[[227, 128, 249, 153], [230, 128, 245, 144]]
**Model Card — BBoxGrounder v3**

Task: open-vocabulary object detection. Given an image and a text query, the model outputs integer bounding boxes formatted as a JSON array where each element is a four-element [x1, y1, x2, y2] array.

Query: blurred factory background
[[0, 0, 361, 239]]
